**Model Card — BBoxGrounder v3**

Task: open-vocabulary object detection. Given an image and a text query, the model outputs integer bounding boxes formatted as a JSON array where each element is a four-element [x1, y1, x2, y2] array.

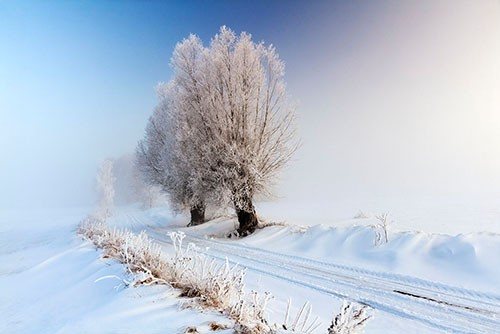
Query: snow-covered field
[[1, 203, 500, 333], [0, 208, 230, 333]]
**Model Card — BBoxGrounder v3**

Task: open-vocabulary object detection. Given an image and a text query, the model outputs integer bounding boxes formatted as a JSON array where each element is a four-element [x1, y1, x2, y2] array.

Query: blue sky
[[1, 1, 500, 209]]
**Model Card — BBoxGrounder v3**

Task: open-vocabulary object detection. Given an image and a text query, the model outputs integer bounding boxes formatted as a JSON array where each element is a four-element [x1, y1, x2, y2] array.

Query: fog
[[1, 1, 499, 222], [282, 0, 500, 202]]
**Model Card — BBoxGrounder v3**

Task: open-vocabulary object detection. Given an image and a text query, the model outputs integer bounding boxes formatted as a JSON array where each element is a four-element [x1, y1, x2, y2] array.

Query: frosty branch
[[137, 26, 297, 235]]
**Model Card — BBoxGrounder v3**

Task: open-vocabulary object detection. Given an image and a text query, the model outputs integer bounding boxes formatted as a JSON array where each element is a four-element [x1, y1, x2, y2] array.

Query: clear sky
[[1, 0, 500, 210]]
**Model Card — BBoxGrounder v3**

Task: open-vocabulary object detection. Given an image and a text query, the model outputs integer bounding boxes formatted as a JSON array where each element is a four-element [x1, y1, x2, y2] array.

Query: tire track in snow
[[170, 233, 500, 334], [188, 234, 500, 312], [121, 212, 500, 333]]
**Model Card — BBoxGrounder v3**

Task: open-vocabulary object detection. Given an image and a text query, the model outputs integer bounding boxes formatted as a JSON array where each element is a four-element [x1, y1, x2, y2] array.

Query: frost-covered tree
[[198, 27, 297, 235], [110, 153, 166, 208], [138, 184, 165, 209], [95, 159, 115, 220], [137, 27, 296, 235], [136, 79, 210, 225], [166, 35, 214, 224]]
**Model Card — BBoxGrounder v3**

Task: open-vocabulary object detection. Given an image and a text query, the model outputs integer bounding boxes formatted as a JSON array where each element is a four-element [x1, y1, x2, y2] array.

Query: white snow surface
[[1, 204, 500, 333], [0, 208, 230, 334]]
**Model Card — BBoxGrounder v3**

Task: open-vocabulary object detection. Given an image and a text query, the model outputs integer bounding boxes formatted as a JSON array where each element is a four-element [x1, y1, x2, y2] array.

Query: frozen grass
[[167, 231, 273, 332], [78, 217, 170, 285], [79, 217, 371, 333], [327, 303, 371, 334], [279, 300, 321, 334], [78, 218, 271, 332]]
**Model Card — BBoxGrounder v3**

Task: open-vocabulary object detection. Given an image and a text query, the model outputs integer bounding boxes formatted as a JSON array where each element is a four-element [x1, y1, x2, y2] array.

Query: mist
[[1, 1, 499, 221], [281, 1, 500, 199]]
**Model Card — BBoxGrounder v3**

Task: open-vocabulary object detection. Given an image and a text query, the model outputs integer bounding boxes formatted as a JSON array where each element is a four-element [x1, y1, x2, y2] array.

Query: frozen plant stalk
[[328, 302, 371, 334]]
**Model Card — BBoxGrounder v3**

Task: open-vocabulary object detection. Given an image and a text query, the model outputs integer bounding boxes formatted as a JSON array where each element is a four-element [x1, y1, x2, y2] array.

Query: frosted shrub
[[271, 301, 371, 334], [372, 212, 390, 246], [79, 224, 373, 333], [79, 219, 169, 285], [78, 216, 121, 254], [168, 232, 271, 331], [80, 226, 273, 331], [327, 303, 371, 334], [168, 231, 246, 308], [78, 216, 106, 240], [117, 231, 170, 285], [229, 290, 273, 333]]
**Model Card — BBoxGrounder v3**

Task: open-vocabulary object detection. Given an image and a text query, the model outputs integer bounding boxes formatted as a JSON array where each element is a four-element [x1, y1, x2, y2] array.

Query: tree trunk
[[236, 199, 259, 237], [188, 202, 205, 226]]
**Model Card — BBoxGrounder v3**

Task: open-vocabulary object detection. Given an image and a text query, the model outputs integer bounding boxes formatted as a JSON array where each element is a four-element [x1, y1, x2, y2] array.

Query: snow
[[255, 195, 500, 235], [1, 203, 500, 333], [241, 222, 500, 293], [0, 208, 230, 333]]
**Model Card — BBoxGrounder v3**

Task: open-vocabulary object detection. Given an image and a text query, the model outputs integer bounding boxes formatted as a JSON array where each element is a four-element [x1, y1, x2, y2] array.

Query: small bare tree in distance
[[95, 159, 115, 220]]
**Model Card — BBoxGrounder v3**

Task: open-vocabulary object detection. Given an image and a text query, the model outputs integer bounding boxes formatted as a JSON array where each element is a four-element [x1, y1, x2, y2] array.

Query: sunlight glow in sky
[[1, 0, 500, 209]]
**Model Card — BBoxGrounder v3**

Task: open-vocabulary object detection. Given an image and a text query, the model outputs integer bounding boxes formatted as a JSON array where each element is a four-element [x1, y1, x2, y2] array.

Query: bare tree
[[136, 82, 208, 225], [373, 212, 391, 245], [95, 159, 115, 220], [198, 27, 297, 235], [167, 34, 213, 225], [137, 34, 220, 226], [137, 27, 297, 235]]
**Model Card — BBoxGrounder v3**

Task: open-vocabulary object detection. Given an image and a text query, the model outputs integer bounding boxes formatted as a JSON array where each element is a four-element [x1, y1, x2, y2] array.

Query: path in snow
[[120, 211, 500, 333]]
